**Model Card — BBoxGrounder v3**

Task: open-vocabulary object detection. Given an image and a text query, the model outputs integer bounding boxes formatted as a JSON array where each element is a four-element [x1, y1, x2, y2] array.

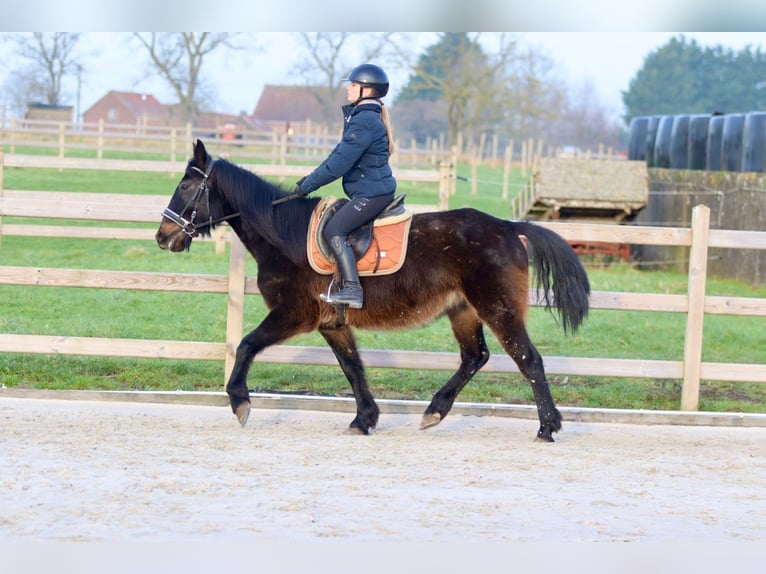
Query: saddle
[[307, 194, 413, 276]]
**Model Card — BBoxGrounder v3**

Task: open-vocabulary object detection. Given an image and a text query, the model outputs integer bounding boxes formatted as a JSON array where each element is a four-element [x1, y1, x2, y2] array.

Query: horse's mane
[[213, 158, 320, 265]]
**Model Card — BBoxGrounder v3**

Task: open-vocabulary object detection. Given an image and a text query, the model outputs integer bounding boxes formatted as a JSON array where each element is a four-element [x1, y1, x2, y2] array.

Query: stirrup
[[320, 279, 363, 309]]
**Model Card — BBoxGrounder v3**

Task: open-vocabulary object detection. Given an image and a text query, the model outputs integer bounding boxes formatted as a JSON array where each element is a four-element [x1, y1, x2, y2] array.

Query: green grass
[[1, 159, 765, 413]]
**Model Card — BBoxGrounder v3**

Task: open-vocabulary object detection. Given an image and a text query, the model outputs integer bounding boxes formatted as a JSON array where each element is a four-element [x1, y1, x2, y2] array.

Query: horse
[[155, 139, 590, 442]]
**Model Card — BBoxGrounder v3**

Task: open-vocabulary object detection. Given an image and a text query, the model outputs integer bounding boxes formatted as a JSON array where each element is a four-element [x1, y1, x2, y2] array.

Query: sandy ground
[[1, 396, 765, 542]]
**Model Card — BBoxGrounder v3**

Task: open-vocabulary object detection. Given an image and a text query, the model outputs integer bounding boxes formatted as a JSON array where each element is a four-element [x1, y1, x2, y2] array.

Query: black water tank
[[721, 113, 745, 171], [627, 116, 649, 160], [669, 115, 690, 169], [653, 115, 674, 168], [741, 111, 766, 172], [687, 114, 710, 170], [705, 114, 725, 171], [645, 115, 662, 167]]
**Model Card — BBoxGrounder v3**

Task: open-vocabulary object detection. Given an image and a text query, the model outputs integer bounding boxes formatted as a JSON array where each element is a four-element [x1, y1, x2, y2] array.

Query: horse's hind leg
[[421, 303, 490, 429], [490, 319, 562, 442], [319, 324, 380, 434]]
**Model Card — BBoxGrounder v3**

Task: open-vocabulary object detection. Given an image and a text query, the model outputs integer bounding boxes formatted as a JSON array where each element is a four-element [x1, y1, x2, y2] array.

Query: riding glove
[[295, 176, 310, 196]]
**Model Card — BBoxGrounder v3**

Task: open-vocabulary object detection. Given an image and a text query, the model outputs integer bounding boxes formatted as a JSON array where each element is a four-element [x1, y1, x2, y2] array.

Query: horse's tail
[[514, 221, 590, 334]]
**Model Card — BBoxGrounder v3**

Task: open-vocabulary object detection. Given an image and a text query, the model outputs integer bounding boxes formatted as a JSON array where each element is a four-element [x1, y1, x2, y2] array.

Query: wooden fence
[[0, 117, 621, 173], [1, 156, 765, 411]]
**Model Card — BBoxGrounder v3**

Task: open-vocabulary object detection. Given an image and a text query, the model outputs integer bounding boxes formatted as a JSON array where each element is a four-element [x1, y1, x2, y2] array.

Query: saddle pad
[[307, 198, 413, 276]]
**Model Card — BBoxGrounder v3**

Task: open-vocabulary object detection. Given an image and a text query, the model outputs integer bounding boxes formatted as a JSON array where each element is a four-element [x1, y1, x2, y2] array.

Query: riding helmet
[[344, 64, 389, 97]]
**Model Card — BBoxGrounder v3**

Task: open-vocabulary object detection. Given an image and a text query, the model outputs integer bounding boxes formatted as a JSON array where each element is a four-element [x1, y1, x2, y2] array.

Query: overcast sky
[[1, 19, 765, 123], [74, 33, 766, 117]]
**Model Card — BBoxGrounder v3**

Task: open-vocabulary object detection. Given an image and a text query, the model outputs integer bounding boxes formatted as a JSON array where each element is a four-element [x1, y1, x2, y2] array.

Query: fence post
[[279, 132, 288, 183], [170, 128, 177, 163], [58, 123, 66, 159], [438, 162, 452, 210], [681, 204, 711, 411], [0, 148, 4, 250], [502, 142, 513, 201], [97, 119, 104, 160], [224, 233, 247, 385]]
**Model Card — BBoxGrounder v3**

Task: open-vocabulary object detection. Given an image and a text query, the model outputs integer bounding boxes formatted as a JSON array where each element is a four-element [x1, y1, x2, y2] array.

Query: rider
[[294, 63, 397, 309]]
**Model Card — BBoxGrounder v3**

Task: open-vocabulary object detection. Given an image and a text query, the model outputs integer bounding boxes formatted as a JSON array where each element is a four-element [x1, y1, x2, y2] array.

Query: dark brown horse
[[156, 140, 590, 441]]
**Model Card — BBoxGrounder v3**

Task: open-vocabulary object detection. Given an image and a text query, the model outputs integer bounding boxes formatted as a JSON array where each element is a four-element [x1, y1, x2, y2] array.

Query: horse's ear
[[193, 139, 207, 166]]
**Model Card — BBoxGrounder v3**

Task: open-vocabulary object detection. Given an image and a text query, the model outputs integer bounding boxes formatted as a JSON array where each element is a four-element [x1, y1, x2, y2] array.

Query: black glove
[[295, 177, 309, 196]]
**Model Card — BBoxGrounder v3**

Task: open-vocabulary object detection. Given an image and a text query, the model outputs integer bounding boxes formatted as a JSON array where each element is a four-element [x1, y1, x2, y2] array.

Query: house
[[83, 90, 168, 128], [251, 85, 345, 135], [82, 90, 242, 133]]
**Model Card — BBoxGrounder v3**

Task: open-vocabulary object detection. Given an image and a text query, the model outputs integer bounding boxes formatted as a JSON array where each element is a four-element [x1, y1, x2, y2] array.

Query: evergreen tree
[[624, 35, 766, 122]]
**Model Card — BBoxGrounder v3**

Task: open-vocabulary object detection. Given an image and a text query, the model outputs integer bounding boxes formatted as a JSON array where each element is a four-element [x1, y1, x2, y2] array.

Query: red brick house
[[82, 90, 242, 133], [83, 90, 168, 127], [251, 85, 346, 135]]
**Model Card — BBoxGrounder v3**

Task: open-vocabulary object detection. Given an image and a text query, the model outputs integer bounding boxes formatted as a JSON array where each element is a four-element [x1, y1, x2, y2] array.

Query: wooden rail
[[1, 159, 765, 411]]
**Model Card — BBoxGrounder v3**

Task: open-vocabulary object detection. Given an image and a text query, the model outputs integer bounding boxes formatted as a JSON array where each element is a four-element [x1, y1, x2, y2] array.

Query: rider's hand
[[295, 177, 309, 196]]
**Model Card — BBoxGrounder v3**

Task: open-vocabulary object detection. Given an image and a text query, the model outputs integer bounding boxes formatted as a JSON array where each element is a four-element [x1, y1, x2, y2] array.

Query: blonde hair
[[380, 102, 395, 156]]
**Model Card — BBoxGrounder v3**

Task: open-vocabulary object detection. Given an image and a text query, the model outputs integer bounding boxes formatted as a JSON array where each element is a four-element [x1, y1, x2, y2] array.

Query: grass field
[[1, 156, 765, 413]]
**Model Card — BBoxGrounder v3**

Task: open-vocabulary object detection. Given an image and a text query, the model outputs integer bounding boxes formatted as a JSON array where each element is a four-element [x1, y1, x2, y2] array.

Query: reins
[[162, 158, 240, 237]]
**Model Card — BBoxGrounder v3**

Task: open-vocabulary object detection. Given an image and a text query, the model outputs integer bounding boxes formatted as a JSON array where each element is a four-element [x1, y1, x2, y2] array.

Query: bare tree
[[293, 33, 397, 125], [3, 33, 81, 107], [396, 33, 520, 150], [499, 41, 564, 144], [132, 33, 243, 124], [542, 78, 625, 151]]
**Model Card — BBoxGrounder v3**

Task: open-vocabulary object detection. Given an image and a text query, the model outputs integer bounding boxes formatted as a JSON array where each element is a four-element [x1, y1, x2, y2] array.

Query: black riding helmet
[[344, 64, 389, 103]]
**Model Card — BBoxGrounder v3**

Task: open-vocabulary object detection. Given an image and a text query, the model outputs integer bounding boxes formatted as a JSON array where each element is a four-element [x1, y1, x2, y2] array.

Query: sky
[[2, 32, 765, 125], [1, 0, 765, 125], [64, 32, 766, 120]]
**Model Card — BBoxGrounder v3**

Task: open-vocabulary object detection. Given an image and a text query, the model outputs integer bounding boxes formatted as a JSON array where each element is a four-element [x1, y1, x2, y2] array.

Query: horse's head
[[156, 139, 219, 252]]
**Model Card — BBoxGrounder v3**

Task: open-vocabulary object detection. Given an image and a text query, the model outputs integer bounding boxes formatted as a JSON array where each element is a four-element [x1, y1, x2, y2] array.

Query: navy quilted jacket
[[298, 102, 396, 199]]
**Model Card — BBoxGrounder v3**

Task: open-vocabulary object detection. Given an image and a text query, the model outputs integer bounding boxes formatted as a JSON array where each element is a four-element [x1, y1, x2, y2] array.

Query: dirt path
[[1, 396, 764, 542]]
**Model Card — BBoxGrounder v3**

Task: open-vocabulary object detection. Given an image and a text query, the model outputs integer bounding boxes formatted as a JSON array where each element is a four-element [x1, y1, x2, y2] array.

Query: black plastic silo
[[669, 115, 690, 169], [741, 111, 766, 172], [645, 115, 662, 167], [705, 114, 724, 171], [721, 113, 745, 171], [687, 114, 710, 170], [627, 116, 649, 161], [652, 115, 674, 168]]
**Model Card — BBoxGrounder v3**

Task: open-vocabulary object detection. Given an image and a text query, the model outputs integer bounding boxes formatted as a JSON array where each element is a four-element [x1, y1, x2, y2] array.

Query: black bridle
[[162, 158, 240, 237]]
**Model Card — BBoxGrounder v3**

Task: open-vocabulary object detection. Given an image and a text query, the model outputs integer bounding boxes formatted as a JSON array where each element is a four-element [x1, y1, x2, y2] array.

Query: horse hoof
[[345, 425, 371, 436], [235, 403, 251, 428], [535, 429, 555, 443], [420, 413, 442, 430]]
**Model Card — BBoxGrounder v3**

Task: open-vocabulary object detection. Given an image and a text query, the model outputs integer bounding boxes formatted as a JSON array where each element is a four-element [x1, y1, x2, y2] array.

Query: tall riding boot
[[320, 236, 364, 309]]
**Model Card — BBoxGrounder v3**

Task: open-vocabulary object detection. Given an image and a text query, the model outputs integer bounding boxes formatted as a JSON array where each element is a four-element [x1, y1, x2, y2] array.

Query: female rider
[[295, 63, 397, 309]]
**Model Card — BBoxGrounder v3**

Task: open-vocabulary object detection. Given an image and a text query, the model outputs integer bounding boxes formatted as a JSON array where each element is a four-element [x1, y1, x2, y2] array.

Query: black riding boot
[[320, 236, 364, 309]]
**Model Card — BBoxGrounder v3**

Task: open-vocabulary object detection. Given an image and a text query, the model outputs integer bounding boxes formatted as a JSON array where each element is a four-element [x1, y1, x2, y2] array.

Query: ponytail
[[380, 103, 395, 156]]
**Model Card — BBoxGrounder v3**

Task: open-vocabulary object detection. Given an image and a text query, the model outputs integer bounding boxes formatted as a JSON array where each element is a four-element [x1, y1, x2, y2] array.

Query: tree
[[497, 41, 564, 145], [292, 32, 397, 125], [396, 33, 515, 149], [132, 33, 242, 124], [2, 33, 81, 108], [623, 35, 766, 121], [542, 79, 625, 151]]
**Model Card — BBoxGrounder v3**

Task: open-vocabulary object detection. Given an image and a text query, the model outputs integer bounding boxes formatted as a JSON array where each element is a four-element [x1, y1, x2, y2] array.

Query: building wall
[[634, 169, 766, 285]]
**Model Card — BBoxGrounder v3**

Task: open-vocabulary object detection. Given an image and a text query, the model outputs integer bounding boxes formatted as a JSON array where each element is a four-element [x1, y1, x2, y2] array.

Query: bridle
[[161, 158, 240, 237]]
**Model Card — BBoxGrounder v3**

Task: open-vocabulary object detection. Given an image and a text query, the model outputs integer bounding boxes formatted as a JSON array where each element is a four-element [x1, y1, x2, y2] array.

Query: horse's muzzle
[[155, 221, 190, 252]]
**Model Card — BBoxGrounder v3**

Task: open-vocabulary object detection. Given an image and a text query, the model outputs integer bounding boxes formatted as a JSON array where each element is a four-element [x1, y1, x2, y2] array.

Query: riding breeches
[[322, 193, 394, 243]]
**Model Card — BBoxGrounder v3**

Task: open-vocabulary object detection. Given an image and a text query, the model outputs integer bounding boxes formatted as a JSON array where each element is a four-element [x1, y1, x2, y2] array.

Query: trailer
[[511, 158, 649, 260]]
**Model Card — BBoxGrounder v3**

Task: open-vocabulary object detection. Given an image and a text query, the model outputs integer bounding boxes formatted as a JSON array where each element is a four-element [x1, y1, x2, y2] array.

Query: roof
[[107, 91, 167, 117], [251, 85, 344, 123]]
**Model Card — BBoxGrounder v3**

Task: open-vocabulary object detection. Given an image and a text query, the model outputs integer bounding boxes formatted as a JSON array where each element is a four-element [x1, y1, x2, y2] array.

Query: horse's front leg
[[227, 309, 312, 427], [319, 324, 379, 434]]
